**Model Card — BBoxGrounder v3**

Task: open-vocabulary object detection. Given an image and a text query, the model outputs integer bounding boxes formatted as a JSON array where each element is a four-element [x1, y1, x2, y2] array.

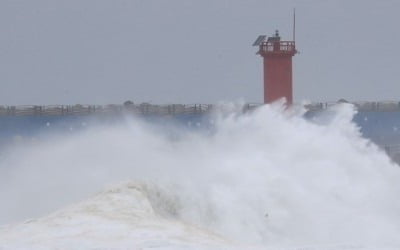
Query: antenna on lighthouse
[[293, 8, 296, 42]]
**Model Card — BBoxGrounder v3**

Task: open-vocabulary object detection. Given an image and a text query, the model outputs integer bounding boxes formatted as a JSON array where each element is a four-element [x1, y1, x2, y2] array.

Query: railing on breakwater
[[2, 101, 400, 116], [0, 104, 213, 116], [0, 103, 262, 116], [305, 101, 400, 112]]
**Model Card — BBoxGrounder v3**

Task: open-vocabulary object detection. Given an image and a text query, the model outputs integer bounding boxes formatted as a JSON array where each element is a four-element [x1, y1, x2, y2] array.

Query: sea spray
[[0, 103, 400, 248]]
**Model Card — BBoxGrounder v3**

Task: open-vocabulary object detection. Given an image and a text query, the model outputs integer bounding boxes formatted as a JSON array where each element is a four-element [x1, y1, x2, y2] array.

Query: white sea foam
[[0, 103, 399, 249]]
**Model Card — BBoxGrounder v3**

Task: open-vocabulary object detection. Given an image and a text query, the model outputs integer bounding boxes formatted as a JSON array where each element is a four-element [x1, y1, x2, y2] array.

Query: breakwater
[[2, 102, 400, 163], [2, 101, 400, 116], [0, 104, 214, 116], [305, 100, 400, 111]]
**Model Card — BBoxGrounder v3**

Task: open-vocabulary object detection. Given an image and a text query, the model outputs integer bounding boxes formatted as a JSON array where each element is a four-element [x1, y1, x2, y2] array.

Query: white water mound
[[0, 182, 229, 249], [1, 103, 400, 249]]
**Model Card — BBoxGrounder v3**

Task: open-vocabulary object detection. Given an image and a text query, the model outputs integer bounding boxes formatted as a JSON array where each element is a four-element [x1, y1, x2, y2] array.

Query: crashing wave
[[1, 103, 400, 249]]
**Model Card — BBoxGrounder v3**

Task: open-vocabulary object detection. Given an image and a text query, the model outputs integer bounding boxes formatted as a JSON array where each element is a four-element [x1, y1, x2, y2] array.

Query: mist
[[1, 104, 399, 248]]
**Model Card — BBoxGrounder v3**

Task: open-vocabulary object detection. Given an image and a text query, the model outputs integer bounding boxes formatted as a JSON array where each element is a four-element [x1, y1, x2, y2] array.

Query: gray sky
[[1, 0, 399, 105]]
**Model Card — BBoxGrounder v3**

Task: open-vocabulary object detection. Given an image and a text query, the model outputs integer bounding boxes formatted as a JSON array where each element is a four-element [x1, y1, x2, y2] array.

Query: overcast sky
[[1, 0, 399, 105]]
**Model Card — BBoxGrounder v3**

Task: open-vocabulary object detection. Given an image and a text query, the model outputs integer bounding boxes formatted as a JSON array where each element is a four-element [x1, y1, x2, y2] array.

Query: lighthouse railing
[[259, 41, 296, 54]]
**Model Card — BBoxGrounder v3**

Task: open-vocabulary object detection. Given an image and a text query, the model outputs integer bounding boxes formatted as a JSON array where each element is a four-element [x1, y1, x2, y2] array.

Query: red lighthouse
[[254, 30, 297, 104]]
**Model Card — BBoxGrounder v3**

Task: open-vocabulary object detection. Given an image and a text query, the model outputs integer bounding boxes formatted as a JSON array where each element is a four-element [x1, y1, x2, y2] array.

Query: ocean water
[[0, 103, 399, 249]]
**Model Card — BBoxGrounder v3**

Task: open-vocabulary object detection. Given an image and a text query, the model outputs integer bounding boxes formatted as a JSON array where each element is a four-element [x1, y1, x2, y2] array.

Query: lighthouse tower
[[253, 29, 297, 104]]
